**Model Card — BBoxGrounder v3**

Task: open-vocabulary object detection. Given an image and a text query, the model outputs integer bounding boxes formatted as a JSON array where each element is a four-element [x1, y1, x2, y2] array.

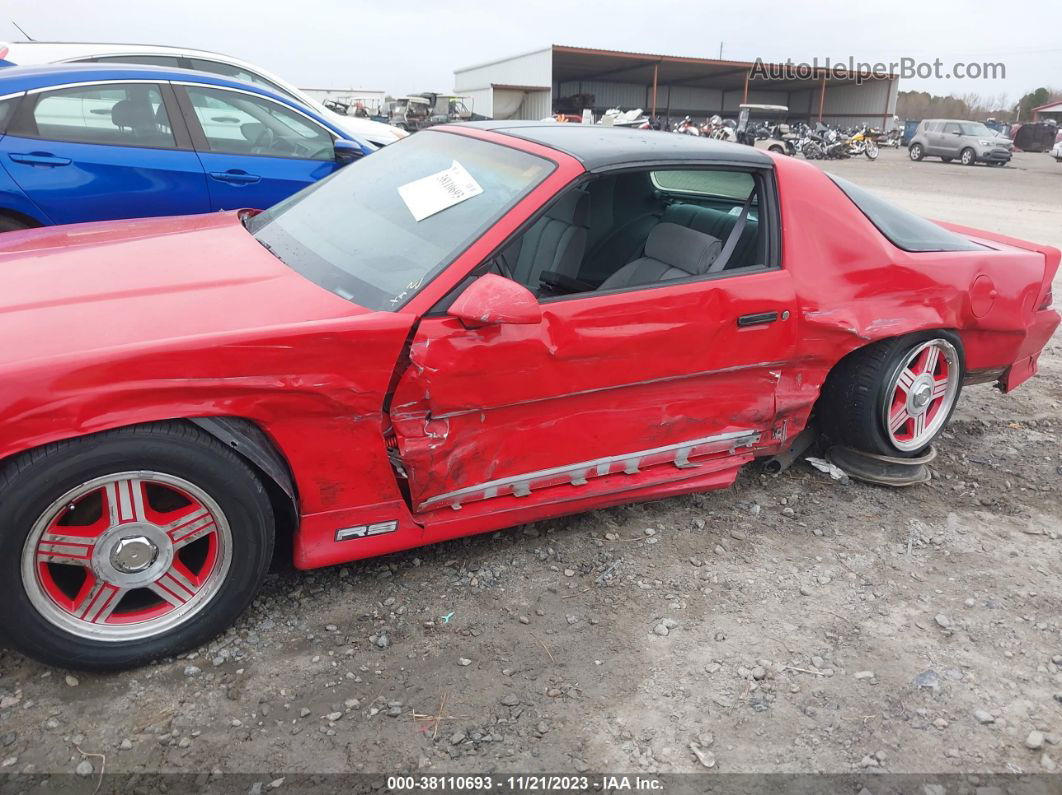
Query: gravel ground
[[1, 148, 1060, 781]]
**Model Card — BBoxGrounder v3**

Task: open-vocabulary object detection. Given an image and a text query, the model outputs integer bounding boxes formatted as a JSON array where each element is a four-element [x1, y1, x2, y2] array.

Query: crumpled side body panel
[[0, 313, 417, 568], [392, 268, 798, 515]]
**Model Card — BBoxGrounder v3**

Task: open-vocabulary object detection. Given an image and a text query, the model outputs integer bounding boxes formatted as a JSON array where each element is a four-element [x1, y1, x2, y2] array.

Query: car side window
[[185, 59, 300, 103], [491, 167, 772, 301], [0, 94, 21, 133], [943, 123, 960, 134], [183, 86, 334, 161], [84, 55, 183, 67], [23, 83, 175, 148]]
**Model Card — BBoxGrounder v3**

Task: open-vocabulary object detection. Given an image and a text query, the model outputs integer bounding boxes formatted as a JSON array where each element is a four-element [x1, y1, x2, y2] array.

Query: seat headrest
[[644, 222, 722, 275], [545, 189, 590, 227], [111, 99, 156, 132]]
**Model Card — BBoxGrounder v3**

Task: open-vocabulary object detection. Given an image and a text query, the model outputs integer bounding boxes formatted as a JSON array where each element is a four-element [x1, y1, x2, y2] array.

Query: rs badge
[[335, 521, 398, 542]]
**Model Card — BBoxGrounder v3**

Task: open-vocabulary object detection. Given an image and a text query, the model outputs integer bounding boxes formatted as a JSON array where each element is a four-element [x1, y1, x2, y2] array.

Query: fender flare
[[189, 417, 298, 511]]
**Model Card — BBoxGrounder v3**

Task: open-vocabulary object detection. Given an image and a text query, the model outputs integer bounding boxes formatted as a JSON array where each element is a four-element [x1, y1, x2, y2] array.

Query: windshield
[[959, 122, 992, 137], [247, 131, 555, 310]]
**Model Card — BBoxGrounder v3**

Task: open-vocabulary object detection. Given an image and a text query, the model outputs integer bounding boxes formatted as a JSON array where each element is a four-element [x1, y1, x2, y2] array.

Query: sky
[[4, 0, 1060, 104]]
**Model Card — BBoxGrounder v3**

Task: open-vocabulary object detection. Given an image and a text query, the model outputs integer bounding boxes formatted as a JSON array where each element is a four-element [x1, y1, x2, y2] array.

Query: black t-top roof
[[451, 121, 773, 169]]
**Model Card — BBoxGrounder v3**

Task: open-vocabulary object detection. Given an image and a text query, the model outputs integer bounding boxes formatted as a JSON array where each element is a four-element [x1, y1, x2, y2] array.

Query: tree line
[[897, 87, 1061, 122]]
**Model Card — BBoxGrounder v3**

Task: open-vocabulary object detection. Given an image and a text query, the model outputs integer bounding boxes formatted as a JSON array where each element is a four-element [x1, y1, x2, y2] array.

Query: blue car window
[[185, 86, 334, 161], [29, 83, 175, 149], [0, 95, 20, 132]]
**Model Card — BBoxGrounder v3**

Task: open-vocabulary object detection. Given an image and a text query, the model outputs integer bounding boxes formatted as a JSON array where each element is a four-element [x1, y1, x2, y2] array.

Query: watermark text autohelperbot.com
[[751, 57, 1006, 84]]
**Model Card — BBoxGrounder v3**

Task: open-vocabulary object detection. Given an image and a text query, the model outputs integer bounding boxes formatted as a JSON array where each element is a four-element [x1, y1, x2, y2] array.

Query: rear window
[[651, 170, 754, 200], [829, 175, 983, 252]]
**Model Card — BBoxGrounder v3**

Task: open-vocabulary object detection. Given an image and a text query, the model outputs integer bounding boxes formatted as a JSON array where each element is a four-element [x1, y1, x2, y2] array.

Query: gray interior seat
[[510, 189, 590, 288], [597, 223, 722, 291]]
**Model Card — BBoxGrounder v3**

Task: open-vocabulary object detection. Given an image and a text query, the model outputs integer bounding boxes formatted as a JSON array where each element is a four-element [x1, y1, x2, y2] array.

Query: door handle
[[8, 152, 72, 167], [209, 170, 261, 185], [737, 311, 779, 327]]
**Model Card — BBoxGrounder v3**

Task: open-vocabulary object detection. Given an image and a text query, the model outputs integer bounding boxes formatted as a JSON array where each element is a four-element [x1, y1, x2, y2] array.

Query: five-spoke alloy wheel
[[881, 340, 960, 453], [819, 331, 965, 457], [23, 472, 232, 641], [0, 422, 274, 670]]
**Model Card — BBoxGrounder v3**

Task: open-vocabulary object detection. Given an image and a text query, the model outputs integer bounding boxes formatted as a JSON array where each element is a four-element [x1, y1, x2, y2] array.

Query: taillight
[[1039, 288, 1053, 311]]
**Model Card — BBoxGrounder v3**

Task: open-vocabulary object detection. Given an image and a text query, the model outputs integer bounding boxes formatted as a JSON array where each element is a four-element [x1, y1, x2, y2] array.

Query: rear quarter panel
[[772, 155, 1055, 426]]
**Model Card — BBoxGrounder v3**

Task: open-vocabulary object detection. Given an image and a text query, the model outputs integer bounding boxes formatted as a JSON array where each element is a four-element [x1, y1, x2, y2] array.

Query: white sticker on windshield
[[398, 160, 483, 222]]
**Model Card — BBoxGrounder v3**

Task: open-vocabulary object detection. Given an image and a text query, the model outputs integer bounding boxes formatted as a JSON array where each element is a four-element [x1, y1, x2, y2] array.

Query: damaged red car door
[[390, 265, 799, 518]]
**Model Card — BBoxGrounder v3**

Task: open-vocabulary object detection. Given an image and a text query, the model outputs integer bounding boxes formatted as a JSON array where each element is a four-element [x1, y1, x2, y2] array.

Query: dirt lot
[[1, 147, 1060, 783]]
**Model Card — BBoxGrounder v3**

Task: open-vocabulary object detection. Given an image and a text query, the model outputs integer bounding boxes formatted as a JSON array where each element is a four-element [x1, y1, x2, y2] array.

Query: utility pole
[[719, 41, 724, 60]]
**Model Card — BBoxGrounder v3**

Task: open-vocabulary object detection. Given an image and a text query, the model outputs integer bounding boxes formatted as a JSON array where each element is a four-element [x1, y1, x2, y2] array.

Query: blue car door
[[0, 81, 210, 224], [174, 84, 342, 211]]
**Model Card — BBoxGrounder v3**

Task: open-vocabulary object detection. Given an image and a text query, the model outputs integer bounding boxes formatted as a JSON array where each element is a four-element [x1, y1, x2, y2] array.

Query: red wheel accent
[[883, 340, 960, 452], [26, 474, 230, 637]]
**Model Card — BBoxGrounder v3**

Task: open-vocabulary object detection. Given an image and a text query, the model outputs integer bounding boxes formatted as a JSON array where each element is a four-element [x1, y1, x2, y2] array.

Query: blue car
[[0, 64, 371, 231]]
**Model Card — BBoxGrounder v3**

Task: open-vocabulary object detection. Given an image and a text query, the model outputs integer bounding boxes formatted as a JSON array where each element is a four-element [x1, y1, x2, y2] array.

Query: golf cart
[[736, 103, 789, 147], [389, 93, 478, 132]]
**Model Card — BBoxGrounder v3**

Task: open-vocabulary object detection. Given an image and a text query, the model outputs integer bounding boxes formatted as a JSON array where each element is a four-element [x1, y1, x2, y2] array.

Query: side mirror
[[334, 139, 365, 164], [448, 273, 541, 328]]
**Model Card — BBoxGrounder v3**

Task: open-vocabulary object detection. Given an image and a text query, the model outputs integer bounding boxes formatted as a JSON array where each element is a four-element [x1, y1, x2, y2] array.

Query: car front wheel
[[0, 422, 274, 670], [818, 332, 964, 458], [909, 143, 924, 161], [960, 148, 976, 165]]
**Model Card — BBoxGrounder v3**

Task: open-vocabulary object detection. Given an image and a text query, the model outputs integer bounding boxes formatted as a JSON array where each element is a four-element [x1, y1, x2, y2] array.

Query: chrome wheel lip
[[21, 471, 233, 643], [881, 339, 960, 452]]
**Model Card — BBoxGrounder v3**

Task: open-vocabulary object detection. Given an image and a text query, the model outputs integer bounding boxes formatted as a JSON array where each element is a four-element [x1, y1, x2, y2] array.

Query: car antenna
[[11, 20, 35, 41]]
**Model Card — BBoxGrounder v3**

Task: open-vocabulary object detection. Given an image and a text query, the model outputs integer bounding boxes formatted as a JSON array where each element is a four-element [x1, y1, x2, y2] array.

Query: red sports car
[[0, 123, 1057, 669]]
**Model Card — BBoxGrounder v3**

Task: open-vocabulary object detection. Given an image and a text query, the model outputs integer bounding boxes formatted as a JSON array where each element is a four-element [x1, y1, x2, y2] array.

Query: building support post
[[817, 76, 827, 124], [882, 76, 893, 129], [651, 62, 659, 118], [742, 70, 750, 104]]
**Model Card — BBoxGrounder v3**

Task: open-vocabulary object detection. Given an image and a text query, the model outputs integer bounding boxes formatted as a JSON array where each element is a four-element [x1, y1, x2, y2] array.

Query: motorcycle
[[846, 125, 880, 160], [821, 127, 850, 159], [673, 115, 701, 136], [702, 115, 738, 142], [792, 123, 825, 160], [878, 128, 902, 148]]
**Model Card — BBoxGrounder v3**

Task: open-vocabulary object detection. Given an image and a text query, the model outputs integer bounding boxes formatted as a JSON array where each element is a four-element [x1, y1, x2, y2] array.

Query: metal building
[[454, 45, 898, 129]]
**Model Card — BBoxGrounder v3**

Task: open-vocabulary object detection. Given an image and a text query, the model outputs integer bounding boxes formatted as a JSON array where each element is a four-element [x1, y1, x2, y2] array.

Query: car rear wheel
[[960, 147, 976, 165], [0, 422, 274, 670], [909, 143, 924, 161], [818, 332, 964, 458]]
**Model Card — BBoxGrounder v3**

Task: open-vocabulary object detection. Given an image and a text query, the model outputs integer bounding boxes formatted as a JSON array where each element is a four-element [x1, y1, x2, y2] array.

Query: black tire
[[817, 331, 965, 458], [0, 422, 274, 670], [960, 147, 976, 166], [0, 214, 33, 233], [909, 143, 924, 161]]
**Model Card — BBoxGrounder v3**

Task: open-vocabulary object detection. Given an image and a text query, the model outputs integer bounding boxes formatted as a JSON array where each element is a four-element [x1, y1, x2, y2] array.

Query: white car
[[1053, 139, 1062, 163], [0, 40, 407, 147]]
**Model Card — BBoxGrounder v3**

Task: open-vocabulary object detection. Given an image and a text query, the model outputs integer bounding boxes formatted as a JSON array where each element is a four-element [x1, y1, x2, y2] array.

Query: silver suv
[[908, 120, 1013, 166]]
